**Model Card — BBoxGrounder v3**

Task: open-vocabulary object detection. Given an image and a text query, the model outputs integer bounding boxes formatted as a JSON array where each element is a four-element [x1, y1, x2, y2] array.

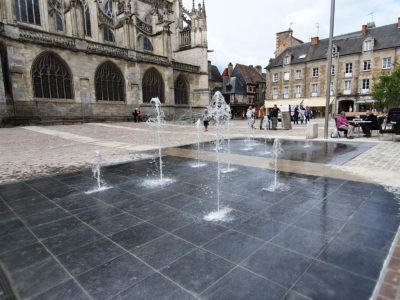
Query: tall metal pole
[[334, 52, 340, 116], [324, 0, 336, 139]]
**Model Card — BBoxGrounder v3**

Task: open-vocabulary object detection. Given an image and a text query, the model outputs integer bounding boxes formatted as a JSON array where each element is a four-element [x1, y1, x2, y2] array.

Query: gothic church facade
[[0, 0, 209, 123]]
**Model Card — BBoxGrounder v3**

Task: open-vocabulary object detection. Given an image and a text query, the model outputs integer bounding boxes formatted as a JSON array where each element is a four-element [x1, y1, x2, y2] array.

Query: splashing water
[[264, 139, 289, 192], [243, 107, 255, 150], [204, 207, 233, 222], [191, 119, 207, 168], [145, 98, 174, 187], [86, 150, 111, 194], [221, 110, 236, 174], [205, 91, 232, 221]]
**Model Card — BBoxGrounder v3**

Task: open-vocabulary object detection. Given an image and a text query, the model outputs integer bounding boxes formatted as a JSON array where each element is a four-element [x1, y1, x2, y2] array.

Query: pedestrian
[[258, 105, 265, 129], [202, 108, 210, 132], [305, 106, 311, 124], [133, 108, 138, 122], [300, 113, 304, 124], [137, 109, 142, 122], [246, 106, 256, 129], [293, 105, 299, 124], [270, 104, 280, 130]]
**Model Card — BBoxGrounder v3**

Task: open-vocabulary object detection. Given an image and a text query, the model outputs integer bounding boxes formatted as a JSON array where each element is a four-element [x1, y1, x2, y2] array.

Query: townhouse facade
[[222, 63, 266, 118], [266, 18, 400, 117]]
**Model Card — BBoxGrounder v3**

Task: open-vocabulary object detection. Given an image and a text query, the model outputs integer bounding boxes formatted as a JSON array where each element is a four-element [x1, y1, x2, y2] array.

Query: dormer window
[[363, 39, 373, 51], [284, 55, 290, 65]]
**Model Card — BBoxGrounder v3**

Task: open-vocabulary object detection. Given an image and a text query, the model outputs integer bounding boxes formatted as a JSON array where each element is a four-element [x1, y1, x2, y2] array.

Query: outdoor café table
[[349, 120, 372, 137]]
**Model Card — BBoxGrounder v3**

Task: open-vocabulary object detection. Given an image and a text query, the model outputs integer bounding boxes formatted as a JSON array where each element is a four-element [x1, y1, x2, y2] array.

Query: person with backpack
[[258, 105, 265, 129]]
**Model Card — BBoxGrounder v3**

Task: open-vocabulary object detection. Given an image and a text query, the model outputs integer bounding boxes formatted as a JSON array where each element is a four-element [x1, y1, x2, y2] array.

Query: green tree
[[372, 62, 400, 110]]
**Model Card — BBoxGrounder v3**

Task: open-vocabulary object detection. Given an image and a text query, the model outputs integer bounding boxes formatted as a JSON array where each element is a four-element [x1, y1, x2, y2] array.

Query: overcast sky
[[182, 0, 400, 73]]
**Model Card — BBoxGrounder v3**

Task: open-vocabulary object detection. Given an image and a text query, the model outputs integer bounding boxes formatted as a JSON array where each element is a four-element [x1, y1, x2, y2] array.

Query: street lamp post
[[324, 0, 336, 139]]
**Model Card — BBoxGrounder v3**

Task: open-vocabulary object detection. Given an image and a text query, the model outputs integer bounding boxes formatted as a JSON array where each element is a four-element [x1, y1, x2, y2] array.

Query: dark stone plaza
[[0, 138, 399, 299]]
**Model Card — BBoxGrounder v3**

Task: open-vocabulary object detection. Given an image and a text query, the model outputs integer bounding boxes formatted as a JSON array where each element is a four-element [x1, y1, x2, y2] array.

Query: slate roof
[[267, 23, 400, 69], [210, 65, 222, 82], [222, 64, 265, 95], [235, 64, 265, 84], [222, 76, 246, 95]]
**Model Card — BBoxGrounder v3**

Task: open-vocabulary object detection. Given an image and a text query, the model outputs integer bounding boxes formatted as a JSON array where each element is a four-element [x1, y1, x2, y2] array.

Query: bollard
[[306, 123, 318, 139]]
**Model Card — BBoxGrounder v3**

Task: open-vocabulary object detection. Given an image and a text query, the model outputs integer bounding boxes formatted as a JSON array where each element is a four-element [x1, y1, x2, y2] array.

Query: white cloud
[[182, 0, 400, 72]]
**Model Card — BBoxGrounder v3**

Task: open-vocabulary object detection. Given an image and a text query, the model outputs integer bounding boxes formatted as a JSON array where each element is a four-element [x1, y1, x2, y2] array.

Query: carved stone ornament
[[48, 0, 64, 15], [136, 16, 152, 34]]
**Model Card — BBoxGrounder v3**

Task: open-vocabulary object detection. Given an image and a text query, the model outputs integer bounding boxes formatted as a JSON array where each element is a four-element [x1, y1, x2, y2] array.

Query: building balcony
[[361, 89, 370, 94], [344, 73, 353, 78], [311, 92, 318, 97], [343, 90, 352, 95]]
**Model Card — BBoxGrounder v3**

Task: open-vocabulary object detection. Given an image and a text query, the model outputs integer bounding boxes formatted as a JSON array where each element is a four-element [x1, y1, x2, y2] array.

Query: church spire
[[202, 0, 206, 17], [192, 0, 195, 13]]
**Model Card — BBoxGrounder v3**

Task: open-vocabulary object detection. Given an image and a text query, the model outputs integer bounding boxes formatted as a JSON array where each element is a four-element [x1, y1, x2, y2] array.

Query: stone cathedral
[[0, 0, 209, 124]]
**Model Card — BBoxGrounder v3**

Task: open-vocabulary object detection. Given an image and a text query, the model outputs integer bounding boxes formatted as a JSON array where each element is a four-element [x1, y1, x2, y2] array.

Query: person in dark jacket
[[362, 110, 379, 137], [293, 105, 299, 124], [270, 105, 280, 130]]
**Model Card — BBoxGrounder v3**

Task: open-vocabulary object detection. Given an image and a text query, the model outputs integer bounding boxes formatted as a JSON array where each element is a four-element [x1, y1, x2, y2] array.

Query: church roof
[[267, 22, 400, 69], [210, 65, 223, 82]]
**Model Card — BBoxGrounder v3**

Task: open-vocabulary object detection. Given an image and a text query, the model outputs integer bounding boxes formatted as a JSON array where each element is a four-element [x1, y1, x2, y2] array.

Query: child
[[202, 109, 210, 131], [300, 113, 304, 124]]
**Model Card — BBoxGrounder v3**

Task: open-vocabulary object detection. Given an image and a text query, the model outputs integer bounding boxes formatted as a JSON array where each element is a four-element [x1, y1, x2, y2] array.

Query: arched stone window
[[56, 13, 63, 31], [95, 62, 125, 102], [138, 36, 153, 52], [14, 0, 41, 25], [175, 75, 189, 105], [104, 26, 114, 42], [32, 52, 72, 99], [81, 0, 91, 37], [142, 68, 164, 103]]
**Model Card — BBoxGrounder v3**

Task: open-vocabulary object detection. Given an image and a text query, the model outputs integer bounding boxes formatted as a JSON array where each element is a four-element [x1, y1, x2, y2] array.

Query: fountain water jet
[[144, 98, 175, 187], [242, 108, 255, 151], [191, 119, 207, 168], [85, 150, 111, 194], [203, 92, 232, 222], [264, 139, 289, 192], [221, 110, 237, 174]]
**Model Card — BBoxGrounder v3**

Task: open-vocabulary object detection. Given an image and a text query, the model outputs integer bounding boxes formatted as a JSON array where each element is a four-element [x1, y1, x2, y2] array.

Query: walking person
[[133, 108, 139, 122], [246, 106, 256, 129], [293, 105, 299, 124], [258, 105, 265, 130], [202, 109, 210, 132], [270, 105, 280, 130], [305, 106, 311, 124]]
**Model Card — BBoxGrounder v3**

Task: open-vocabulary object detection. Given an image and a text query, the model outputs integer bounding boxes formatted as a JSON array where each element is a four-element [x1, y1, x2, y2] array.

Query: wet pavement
[[0, 138, 399, 299], [180, 138, 376, 165]]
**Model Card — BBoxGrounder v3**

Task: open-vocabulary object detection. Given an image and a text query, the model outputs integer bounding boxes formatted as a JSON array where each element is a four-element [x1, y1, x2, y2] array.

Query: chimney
[[362, 25, 367, 34], [255, 65, 262, 75], [398, 17, 400, 28], [311, 37, 319, 45], [228, 62, 233, 77]]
